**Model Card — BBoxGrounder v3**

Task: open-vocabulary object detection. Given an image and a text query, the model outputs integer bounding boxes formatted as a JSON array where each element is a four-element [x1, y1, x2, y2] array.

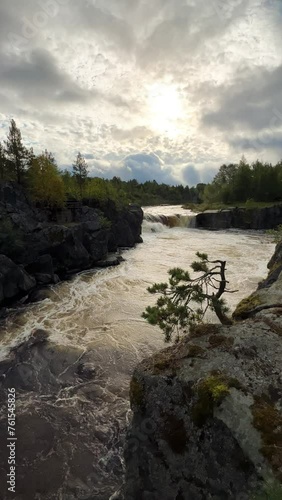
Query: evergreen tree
[[72, 152, 88, 198], [143, 252, 234, 343], [0, 142, 7, 181], [5, 119, 31, 184]]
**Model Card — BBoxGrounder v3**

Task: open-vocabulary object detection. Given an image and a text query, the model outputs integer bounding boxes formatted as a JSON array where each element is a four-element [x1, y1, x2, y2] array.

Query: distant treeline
[[203, 157, 282, 204], [0, 120, 202, 207], [1, 120, 282, 208]]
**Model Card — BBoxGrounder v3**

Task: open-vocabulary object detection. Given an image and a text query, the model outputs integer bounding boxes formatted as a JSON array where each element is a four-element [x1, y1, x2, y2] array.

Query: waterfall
[[144, 212, 197, 228]]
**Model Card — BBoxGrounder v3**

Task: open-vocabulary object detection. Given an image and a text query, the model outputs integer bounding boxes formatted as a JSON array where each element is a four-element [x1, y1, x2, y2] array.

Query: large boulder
[[0, 254, 36, 305], [120, 313, 282, 499], [234, 239, 282, 319], [118, 240, 282, 500]]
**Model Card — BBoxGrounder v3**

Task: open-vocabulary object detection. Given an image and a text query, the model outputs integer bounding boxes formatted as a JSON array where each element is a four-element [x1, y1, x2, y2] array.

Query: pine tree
[[72, 152, 88, 198], [0, 142, 7, 181], [142, 252, 235, 343], [5, 119, 29, 184]]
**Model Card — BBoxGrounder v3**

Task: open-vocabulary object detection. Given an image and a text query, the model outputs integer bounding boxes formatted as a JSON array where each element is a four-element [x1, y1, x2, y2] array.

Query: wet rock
[[195, 206, 282, 230], [76, 362, 96, 380], [28, 287, 52, 303], [96, 255, 123, 268], [0, 182, 143, 309], [0, 254, 36, 304]]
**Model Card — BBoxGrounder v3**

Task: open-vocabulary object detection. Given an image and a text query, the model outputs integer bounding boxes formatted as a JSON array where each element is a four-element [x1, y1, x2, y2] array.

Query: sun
[[146, 83, 184, 138]]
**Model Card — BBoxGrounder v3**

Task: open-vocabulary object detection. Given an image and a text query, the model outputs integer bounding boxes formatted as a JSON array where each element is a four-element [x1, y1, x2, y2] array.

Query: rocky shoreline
[[115, 240, 282, 499], [0, 182, 143, 312], [195, 205, 282, 230]]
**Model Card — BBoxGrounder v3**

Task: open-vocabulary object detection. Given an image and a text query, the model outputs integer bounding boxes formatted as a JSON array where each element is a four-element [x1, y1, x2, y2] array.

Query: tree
[[28, 155, 65, 207], [42, 149, 57, 165], [0, 142, 7, 181], [5, 119, 31, 184], [142, 252, 235, 343], [72, 152, 88, 198]]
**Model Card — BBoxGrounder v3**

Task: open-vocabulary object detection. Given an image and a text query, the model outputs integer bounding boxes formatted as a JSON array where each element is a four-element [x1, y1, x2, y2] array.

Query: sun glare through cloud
[[146, 83, 186, 139]]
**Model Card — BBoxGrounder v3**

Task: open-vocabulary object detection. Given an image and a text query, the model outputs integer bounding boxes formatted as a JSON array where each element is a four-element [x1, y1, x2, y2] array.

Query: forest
[[1, 120, 282, 208]]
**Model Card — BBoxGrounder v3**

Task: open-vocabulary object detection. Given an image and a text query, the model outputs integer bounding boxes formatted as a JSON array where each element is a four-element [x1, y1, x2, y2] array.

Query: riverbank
[[117, 240, 282, 499], [0, 182, 143, 311], [0, 207, 276, 499], [194, 205, 282, 230]]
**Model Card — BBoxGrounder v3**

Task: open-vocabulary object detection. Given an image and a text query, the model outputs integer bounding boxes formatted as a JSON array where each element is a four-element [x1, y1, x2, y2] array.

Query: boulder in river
[[0, 254, 36, 305]]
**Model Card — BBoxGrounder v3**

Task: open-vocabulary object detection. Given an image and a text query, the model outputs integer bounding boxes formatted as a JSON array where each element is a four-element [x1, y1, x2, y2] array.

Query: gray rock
[[196, 206, 282, 230], [0, 254, 36, 303], [121, 313, 282, 499]]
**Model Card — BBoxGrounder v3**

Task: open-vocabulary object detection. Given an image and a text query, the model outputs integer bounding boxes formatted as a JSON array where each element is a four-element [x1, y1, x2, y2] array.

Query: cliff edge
[[116, 242, 282, 500]]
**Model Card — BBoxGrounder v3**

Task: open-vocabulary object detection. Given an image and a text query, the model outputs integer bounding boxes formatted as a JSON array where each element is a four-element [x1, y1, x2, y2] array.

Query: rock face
[[0, 182, 143, 307], [234, 240, 282, 320], [118, 246, 282, 499], [195, 206, 282, 230], [0, 255, 36, 305]]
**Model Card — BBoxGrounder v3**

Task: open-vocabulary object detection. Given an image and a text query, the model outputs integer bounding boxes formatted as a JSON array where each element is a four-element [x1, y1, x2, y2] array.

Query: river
[[0, 205, 275, 498]]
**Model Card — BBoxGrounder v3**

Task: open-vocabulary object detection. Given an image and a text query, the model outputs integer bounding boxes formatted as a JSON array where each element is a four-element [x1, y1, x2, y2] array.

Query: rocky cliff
[[0, 182, 143, 309], [195, 206, 282, 230], [115, 242, 282, 500]]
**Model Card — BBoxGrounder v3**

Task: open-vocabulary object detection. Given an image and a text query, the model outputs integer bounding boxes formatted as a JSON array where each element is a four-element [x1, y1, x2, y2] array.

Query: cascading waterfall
[[144, 211, 197, 229]]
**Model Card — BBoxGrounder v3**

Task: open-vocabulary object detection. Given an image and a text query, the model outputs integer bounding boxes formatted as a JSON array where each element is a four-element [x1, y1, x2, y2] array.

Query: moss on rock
[[192, 373, 245, 426], [252, 398, 282, 480], [192, 374, 230, 426], [189, 323, 220, 339], [208, 335, 234, 349], [233, 293, 262, 320]]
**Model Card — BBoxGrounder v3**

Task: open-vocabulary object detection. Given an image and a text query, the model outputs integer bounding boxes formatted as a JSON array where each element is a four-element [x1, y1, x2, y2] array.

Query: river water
[[0, 205, 275, 498]]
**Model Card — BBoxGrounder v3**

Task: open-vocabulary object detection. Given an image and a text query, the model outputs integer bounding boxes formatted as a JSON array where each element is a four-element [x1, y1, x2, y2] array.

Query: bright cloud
[[0, 0, 281, 185]]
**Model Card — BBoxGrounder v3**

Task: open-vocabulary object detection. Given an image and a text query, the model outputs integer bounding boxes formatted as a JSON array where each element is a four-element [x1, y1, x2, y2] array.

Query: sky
[[0, 0, 281, 186]]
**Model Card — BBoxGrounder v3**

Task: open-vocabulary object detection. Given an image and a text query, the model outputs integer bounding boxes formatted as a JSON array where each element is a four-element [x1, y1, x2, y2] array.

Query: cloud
[[202, 64, 282, 132], [86, 152, 179, 184], [0, 48, 99, 105], [0, 0, 281, 184], [230, 131, 282, 154]]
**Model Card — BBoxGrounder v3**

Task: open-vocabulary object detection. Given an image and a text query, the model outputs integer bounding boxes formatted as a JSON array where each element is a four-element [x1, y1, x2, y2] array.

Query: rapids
[[0, 205, 275, 498]]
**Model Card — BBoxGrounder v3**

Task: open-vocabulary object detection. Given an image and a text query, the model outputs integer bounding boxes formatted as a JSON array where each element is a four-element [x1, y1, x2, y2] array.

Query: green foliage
[[5, 119, 33, 184], [252, 480, 282, 500], [204, 158, 282, 205], [28, 155, 66, 208], [72, 152, 88, 198], [142, 252, 232, 342], [99, 215, 112, 229], [0, 142, 8, 180], [267, 225, 282, 244]]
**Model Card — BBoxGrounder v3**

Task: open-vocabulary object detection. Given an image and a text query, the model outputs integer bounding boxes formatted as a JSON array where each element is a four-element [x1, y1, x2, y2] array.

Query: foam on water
[[0, 208, 274, 364], [0, 205, 275, 497]]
